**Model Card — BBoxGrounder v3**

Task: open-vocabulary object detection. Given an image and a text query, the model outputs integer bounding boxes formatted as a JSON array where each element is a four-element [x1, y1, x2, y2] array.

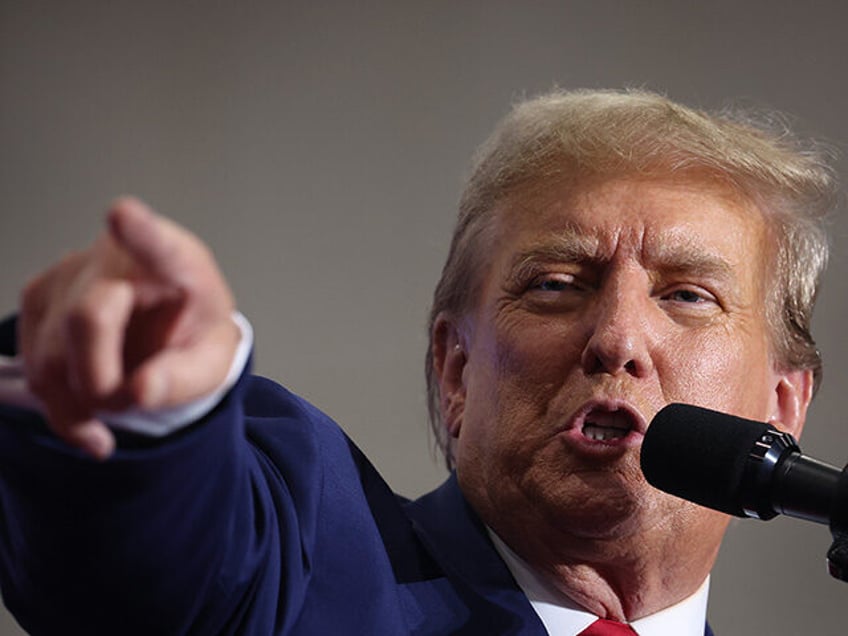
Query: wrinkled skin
[[433, 176, 812, 620]]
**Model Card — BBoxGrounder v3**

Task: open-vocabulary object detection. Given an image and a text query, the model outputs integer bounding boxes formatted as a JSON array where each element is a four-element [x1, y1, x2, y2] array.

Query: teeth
[[582, 424, 628, 441], [581, 410, 632, 441]]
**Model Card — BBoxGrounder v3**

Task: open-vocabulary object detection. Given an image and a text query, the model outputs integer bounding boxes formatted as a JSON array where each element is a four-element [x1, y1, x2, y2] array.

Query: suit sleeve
[[0, 365, 335, 635], [0, 312, 418, 635]]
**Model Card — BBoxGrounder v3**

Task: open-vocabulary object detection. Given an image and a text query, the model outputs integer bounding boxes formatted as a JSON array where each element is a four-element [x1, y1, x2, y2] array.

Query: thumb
[[127, 319, 242, 409]]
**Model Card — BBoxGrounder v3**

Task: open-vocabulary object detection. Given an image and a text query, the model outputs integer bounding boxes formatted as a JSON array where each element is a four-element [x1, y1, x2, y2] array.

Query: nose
[[580, 279, 655, 377]]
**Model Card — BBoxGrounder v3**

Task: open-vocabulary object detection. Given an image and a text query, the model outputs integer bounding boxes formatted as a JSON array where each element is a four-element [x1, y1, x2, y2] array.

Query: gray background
[[2, 1, 847, 633]]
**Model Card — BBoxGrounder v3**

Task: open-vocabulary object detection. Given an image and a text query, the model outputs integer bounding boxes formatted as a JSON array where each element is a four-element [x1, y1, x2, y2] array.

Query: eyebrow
[[507, 228, 737, 284], [507, 231, 601, 285], [650, 237, 737, 281]]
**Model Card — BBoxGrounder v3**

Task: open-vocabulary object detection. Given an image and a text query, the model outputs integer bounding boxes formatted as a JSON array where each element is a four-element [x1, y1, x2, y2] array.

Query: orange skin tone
[[433, 177, 812, 621]]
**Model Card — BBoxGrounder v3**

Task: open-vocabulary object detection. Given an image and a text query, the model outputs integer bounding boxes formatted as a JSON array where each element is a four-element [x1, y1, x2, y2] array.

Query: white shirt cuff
[[0, 312, 254, 438]]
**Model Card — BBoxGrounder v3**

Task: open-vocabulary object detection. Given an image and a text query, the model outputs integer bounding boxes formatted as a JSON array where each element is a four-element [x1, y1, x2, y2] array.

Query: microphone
[[640, 403, 841, 524]]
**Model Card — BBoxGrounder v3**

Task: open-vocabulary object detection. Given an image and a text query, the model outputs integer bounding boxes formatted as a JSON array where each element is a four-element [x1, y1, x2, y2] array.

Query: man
[[0, 89, 835, 634]]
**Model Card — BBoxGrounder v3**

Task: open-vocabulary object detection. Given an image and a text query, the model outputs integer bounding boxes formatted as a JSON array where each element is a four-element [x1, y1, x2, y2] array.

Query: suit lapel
[[405, 474, 548, 635]]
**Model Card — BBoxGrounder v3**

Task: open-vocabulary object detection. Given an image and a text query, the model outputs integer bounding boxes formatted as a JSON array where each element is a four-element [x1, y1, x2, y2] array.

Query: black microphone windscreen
[[640, 403, 774, 517]]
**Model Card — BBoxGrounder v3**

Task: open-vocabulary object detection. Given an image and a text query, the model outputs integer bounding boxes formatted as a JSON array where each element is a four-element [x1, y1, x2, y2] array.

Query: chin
[[545, 488, 649, 539]]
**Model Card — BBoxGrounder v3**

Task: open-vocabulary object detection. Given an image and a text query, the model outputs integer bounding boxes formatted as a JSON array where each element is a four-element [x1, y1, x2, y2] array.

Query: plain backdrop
[[2, 1, 847, 634]]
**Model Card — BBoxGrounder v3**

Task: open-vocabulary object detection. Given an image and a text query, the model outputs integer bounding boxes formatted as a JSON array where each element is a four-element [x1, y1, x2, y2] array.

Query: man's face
[[443, 176, 808, 543]]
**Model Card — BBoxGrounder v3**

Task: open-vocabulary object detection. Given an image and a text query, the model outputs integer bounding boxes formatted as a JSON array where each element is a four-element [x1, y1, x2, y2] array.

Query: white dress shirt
[[489, 529, 709, 636]]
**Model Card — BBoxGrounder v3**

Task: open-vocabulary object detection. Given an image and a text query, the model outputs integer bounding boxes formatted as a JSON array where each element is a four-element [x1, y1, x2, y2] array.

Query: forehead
[[489, 176, 770, 270]]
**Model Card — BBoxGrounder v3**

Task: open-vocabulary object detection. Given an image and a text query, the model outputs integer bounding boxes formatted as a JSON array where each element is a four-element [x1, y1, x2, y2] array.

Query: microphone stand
[[747, 429, 848, 582], [826, 464, 848, 581]]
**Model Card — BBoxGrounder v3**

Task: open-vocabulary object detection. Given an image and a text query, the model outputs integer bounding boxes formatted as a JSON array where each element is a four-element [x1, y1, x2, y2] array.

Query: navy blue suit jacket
[[0, 320, 713, 635]]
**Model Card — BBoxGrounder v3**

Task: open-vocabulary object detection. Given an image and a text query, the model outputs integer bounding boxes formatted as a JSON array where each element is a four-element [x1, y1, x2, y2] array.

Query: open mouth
[[581, 409, 634, 442]]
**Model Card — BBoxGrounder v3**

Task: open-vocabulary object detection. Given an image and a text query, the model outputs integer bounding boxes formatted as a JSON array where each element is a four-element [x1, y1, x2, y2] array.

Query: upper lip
[[563, 399, 648, 436]]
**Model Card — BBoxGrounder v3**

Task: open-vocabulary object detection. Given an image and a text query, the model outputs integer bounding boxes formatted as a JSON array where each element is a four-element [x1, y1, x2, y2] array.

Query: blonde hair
[[426, 89, 837, 468]]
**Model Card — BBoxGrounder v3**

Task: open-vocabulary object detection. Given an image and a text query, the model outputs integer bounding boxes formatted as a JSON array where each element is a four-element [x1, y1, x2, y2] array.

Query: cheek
[[658, 329, 773, 418], [490, 316, 582, 406], [460, 317, 577, 446]]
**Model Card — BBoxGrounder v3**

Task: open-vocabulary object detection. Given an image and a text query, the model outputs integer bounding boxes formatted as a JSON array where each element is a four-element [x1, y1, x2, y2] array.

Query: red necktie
[[577, 618, 638, 635]]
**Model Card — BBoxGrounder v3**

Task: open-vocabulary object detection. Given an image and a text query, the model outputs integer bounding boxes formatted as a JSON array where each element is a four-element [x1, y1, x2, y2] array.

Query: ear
[[431, 313, 468, 439], [768, 368, 813, 439]]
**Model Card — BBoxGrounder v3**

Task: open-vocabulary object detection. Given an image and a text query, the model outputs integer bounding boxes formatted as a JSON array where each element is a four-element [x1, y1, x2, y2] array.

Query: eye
[[520, 273, 590, 312], [536, 278, 573, 292], [663, 289, 707, 303], [658, 285, 721, 311], [530, 274, 584, 293]]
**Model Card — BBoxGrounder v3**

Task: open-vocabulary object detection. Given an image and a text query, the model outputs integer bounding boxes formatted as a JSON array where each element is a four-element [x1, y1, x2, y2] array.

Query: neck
[[489, 506, 726, 621]]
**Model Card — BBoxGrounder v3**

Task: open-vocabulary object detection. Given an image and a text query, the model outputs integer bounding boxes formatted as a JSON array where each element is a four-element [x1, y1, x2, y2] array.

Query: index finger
[[106, 197, 212, 290]]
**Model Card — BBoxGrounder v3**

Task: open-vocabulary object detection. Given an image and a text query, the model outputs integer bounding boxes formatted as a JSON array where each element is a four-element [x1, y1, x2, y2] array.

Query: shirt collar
[[488, 528, 709, 636]]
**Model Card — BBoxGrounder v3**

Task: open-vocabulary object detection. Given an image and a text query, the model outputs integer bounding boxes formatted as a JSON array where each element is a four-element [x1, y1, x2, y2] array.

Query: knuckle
[[66, 291, 114, 337], [20, 249, 89, 327]]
